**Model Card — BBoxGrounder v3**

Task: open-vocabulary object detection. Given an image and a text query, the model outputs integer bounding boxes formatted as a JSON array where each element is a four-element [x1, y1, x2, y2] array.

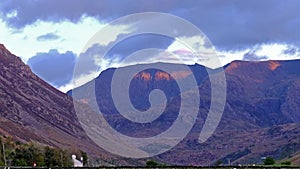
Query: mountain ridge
[[1, 43, 300, 165], [70, 57, 300, 165], [0, 44, 135, 166]]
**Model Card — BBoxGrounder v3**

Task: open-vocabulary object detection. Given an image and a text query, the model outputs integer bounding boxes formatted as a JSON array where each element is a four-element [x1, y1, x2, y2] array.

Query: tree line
[[0, 136, 88, 167]]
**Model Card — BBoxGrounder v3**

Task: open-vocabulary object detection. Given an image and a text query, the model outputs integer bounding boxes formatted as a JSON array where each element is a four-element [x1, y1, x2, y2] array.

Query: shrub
[[264, 157, 275, 165], [146, 160, 160, 167], [281, 160, 291, 166]]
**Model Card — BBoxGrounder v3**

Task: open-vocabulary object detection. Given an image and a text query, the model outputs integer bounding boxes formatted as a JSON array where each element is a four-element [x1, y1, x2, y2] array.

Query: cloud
[[29, 41, 300, 93], [27, 49, 76, 87], [5, 10, 17, 19], [242, 46, 268, 61], [2, 0, 300, 92], [70, 33, 174, 89], [218, 43, 300, 65], [37, 32, 60, 41], [0, 0, 183, 28], [243, 52, 268, 61], [104, 33, 174, 61], [71, 20, 181, 91], [83, 33, 174, 71], [175, 0, 300, 49], [1, 0, 300, 49], [0, 16, 105, 61], [282, 46, 299, 55]]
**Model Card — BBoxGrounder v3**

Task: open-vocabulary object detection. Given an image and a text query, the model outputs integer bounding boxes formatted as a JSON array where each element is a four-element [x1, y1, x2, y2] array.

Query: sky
[[0, 0, 300, 92]]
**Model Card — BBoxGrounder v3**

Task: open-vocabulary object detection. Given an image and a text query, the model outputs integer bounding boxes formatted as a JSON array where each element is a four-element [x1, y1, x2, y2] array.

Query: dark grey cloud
[[76, 33, 174, 74], [1, 0, 300, 49], [37, 32, 60, 41], [105, 33, 174, 59], [0, 0, 180, 27], [282, 47, 299, 55], [243, 52, 268, 61], [27, 49, 76, 87], [174, 0, 300, 49]]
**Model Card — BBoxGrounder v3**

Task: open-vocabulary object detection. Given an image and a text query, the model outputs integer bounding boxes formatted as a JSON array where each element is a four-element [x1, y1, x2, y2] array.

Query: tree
[[80, 151, 88, 166], [14, 158, 27, 166], [27, 144, 45, 166], [264, 157, 275, 165], [0, 136, 80, 167], [146, 160, 160, 167], [281, 161, 291, 166], [3, 136, 15, 165], [44, 146, 59, 167], [60, 150, 73, 167], [0, 137, 4, 165], [12, 148, 28, 166]]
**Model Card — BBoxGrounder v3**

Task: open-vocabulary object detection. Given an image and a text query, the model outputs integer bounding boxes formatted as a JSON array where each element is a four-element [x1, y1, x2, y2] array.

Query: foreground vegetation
[[0, 136, 298, 168], [0, 136, 87, 167]]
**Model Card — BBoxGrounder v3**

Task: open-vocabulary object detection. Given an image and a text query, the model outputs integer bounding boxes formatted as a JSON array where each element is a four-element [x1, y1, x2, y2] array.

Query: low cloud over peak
[[27, 49, 76, 88], [37, 32, 60, 41]]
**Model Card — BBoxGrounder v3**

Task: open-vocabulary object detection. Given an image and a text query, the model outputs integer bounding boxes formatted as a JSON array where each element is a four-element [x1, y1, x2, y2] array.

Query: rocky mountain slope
[[0, 44, 136, 165], [70, 58, 300, 165]]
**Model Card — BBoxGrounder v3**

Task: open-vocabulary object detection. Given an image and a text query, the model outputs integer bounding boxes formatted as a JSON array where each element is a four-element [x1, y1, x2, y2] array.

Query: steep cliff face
[[0, 44, 119, 163]]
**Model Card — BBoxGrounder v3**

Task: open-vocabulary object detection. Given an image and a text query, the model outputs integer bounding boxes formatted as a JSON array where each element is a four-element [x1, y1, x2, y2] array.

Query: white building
[[72, 155, 83, 167]]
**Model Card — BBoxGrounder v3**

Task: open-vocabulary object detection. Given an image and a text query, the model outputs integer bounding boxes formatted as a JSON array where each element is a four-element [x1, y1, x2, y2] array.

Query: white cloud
[[168, 39, 300, 68], [6, 10, 18, 19], [0, 15, 106, 62], [217, 43, 300, 65], [58, 70, 101, 93], [217, 49, 249, 65], [255, 43, 300, 60], [167, 36, 222, 68], [84, 24, 133, 49], [58, 83, 74, 93]]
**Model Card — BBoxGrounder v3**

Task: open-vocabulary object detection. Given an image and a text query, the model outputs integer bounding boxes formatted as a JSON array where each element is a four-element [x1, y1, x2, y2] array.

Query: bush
[[146, 160, 160, 167], [14, 158, 27, 166], [264, 157, 275, 165], [281, 160, 291, 166]]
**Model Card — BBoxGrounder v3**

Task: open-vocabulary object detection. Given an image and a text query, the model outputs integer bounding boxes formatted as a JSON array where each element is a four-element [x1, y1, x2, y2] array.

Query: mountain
[[1, 43, 299, 166], [0, 44, 138, 166], [70, 58, 300, 165]]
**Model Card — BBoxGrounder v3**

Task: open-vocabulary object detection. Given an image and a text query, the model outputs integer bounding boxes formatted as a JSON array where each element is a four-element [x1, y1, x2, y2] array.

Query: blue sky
[[0, 0, 300, 92]]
